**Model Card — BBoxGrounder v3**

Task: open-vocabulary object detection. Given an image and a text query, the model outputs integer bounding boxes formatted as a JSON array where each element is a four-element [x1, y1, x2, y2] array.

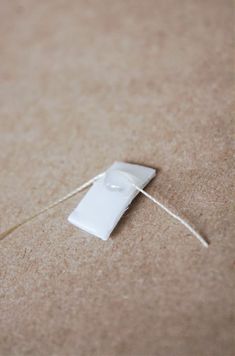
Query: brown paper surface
[[0, 1, 234, 355]]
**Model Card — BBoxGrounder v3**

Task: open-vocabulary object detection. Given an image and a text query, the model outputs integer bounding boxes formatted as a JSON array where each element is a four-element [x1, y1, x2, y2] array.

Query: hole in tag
[[104, 170, 136, 195]]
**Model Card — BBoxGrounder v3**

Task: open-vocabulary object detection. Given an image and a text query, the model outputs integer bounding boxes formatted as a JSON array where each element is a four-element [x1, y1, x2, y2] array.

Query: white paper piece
[[68, 162, 156, 240]]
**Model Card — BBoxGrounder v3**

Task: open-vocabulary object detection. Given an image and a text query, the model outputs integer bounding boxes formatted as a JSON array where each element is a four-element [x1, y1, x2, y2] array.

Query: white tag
[[68, 162, 156, 240]]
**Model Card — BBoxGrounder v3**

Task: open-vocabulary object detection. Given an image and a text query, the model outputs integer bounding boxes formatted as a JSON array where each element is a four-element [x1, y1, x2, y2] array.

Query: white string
[[0, 172, 105, 241], [0, 169, 208, 248], [114, 170, 208, 248], [132, 183, 208, 248]]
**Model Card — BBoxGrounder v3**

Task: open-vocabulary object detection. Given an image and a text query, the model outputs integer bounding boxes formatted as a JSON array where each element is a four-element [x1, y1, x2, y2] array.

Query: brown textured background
[[0, 0, 234, 355]]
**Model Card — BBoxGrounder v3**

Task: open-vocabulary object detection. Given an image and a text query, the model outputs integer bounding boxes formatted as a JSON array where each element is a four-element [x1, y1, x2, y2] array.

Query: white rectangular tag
[[68, 162, 156, 240]]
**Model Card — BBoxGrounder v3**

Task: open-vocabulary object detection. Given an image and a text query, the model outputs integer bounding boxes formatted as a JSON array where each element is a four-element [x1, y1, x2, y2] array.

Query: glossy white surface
[[68, 162, 156, 240]]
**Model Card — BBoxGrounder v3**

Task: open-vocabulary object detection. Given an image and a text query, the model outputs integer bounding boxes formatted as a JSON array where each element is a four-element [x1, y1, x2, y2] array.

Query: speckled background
[[0, 0, 234, 355]]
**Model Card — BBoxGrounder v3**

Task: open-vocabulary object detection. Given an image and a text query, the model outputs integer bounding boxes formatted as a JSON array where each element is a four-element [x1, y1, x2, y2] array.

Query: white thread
[[133, 184, 208, 247], [0, 172, 105, 241], [1, 169, 208, 248], [114, 170, 208, 248]]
